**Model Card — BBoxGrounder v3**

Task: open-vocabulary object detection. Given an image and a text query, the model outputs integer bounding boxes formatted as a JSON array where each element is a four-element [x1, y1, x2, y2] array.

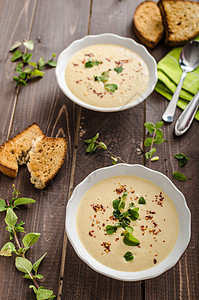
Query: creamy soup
[[65, 44, 149, 108], [76, 175, 179, 272]]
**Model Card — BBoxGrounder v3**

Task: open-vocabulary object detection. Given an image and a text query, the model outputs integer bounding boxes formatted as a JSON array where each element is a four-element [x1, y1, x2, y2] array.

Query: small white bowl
[[56, 33, 157, 112], [65, 164, 191, 281]]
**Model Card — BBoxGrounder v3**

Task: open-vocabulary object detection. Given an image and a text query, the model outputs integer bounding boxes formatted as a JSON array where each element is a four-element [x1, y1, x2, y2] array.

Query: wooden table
[[0, 0, 198, 299]]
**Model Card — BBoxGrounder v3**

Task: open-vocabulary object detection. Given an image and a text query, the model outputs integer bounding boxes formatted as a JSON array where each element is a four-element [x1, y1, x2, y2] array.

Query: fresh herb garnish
[[106, 191, 140, 252], [174, 153, 189, 167], [104, 83, 118, 93], [114, 66, 123, 73], [85, 59, 102, 68], [94, 71, 109, 82], [0, 185, 55, 299], [138, 197, 146, 204], [144, 121, 165, 167], [172, 171, 188, 181], [84, 132, 125, 164], [9, 40, 56, 87], [124, 251, 134, 261]]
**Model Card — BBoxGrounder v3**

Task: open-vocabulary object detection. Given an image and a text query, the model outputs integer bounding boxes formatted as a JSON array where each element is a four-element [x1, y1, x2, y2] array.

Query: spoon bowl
[[162, 40, 199, 123]]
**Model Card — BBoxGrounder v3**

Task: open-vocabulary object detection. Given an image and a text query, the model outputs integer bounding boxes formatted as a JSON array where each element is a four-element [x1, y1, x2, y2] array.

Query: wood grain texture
[[0, 0, 91, 299]]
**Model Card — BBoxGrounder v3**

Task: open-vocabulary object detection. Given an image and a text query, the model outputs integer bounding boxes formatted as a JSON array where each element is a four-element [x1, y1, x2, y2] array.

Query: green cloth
[[155, 36, 199, 121]]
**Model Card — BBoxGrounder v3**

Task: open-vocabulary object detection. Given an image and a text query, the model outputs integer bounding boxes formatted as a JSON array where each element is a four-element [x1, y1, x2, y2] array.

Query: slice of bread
[[0, 124, 44, 178], [0, 124, 67, 189], [27, 136, 67, 189], [158, 0, 199, 46], [133, 1, 164, 48]]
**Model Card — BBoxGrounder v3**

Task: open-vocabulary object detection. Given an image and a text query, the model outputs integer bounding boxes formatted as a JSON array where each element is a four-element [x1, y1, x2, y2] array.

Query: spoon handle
[[162, 70, 187, 123], [175, 90, 199, 136]]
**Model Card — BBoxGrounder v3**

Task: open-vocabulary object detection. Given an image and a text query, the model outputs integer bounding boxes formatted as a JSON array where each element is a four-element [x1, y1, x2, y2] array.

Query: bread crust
[[133, 1, 164, 48], [158, 0, 199, 46]]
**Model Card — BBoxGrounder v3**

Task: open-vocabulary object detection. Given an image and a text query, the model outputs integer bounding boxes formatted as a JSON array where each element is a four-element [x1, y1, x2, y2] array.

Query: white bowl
[[56, 33, 157, 112], [65, 164, 191, 281]]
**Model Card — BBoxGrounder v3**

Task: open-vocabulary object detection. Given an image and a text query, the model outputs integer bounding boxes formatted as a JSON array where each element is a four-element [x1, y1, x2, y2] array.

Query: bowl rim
[[55, 33, 157, 112], [65, 163, 191, 281]]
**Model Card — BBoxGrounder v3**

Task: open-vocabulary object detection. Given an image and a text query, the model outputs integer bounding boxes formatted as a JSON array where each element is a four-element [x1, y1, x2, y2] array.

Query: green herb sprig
[[144, 121, 165, 167], [9, 40, 56, 87], [84, 132, 126, 165], [106, 191, 140, 260], [85, 59, 102, 68], [0, 185, 55, 300], [174, 153, 189, 167]]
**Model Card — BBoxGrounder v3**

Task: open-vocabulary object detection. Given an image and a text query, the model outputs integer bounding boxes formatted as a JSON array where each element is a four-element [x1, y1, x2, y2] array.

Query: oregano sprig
[[0, 185, 55, 299], [9, 40, 57, 87], [144, 121, 165, 167], [85, 132, 126, 164]]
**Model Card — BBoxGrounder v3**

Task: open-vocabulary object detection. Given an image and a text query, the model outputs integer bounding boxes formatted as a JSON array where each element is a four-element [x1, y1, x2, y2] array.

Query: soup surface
[[65, 44, 149, 108], [76, 175, 179, 272]]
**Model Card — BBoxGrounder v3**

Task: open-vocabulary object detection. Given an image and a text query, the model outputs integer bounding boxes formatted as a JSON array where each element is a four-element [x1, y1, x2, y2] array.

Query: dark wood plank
[[0, 0, 91, 299], [62, 1, 145, 299]]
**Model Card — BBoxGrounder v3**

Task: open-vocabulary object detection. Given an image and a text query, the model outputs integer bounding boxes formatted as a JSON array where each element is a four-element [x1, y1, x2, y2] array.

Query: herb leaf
[[32, 253, 47, 274], [144, 122, 155, 133], [5, 208, 18, 226], [128, 207, 139, 221], [114, 66, 123, 73], [15, 257, 32, 274], [10, 41, 22, 52], [11, 50, 23, 62], [174, 153, 189, 167], [0, 242, 16, 256], [123, 233, 140, 246], [155, 121, 164, 129], [144, 137, 152, 147], [138, 197, 146, 204], [104, 84, 118, 93], [22, 233, 40, 250], [47, 60, 57, 67], [85, 59, 101, 68], [23, 40, 34, 50], [22, 53, 32, 63], [106, 225, 118, 235], [172, 172, 188, 181], [0, 199, 7, 212], [94, 71, 109, 82], [38, 56, 45, 70], [13, 198, 36, 207], [124, 251, 134, 261]]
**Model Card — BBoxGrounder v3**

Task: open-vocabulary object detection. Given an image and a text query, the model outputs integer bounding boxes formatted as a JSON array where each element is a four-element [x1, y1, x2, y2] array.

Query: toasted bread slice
[[133, 1, 164, 48], [158, 0, 199, 46], [0, 124, 44, 178], [27, 136, 67, 189]]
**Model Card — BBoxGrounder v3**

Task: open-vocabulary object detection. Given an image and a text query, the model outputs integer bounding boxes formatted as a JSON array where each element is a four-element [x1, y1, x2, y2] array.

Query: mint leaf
[[0, 242, 16, 256], [10, 41, 22, 52], [124, 251, 134, 261], [114, 66, 123, 73], [5, 208, 17, 226], [94, 71, 109, 82], [29, 62, 37, 67], [174, 153, 189, 167], [23, 40, 34, 50], [33, 253, 47, 274], [153, 136, 164, 144], [106, 225, 118, 235], [123, 233, 140, 246], [31, 69, 44, 77], [36, 287, 54, 300], [113, 199, 120, 210], [144, 122, 155, 133], [172, 172, 188, 181], [13, 77, 27, 86], [22, 233, 40, 249], [155, 128, 163, 137], [11, 50, 22, 62], [155, 121, 164, 129], [85, 59, 101, 68], [99, 142, 107, 150], [38, 56, 45, 70], [14, 198, 36, 207], [0, 199, 7, 212], [125, 226, 134, 234], [16, 62, 24, 73], [138, 197, 146, 204], [15, 257, 32, 274], [144, 137, 152, 147], [104, 84, 118, 93], [47, 60, 57, 67], [22, 53, 32, 63], [128, 207, 139, 221]]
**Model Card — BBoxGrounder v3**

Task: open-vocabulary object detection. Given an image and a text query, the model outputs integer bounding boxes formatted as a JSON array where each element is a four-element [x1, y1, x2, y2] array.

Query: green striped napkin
[[155, 36, 199, 121]]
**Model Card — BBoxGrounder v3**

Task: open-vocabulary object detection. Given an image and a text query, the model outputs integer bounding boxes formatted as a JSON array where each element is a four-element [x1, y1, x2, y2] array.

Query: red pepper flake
[[96, 220, 100, 224], [89, 230, 94, 237], [75, 79, 82, 84], [102, 223, 105, 227], [163, 240, 165, 243], [91, 204, 105, 213], [105, 58, 111, 62], [101, 242, 111, 253], [153, 259, 157, 264], [115, 186, 126, 194], [84, 52, 94, 57], [110, 215, 117, 220], [94, 215, 96, 218], [91, 223, 94, 227], [150, 244, 152, 247], [115, 238, 119, 242], [153, 221, 158, 228], [73, 63, 79, 67]]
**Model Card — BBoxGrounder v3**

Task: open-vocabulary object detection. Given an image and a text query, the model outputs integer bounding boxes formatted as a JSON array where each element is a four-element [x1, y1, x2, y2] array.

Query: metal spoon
[[175, 90, 199, 136], [162, 40, 199, 123]]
